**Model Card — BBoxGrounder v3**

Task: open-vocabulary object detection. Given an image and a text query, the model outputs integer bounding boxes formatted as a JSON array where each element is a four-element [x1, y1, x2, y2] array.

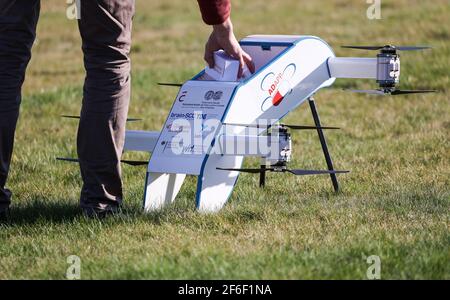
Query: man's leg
[[0, 0, 40, 213], [77, 0, 135, 215]]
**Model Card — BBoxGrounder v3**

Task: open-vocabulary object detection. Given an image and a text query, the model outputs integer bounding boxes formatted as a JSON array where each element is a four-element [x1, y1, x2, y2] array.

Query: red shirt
[[197, 0, 231, 25]]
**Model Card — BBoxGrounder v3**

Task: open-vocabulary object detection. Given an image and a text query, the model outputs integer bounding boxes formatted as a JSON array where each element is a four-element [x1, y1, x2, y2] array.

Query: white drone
[[59, 35, 434, 213]]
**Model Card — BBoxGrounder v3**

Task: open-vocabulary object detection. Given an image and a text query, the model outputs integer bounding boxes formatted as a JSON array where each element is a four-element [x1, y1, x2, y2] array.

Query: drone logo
[[260, 63, 296, 112], [204, 90, 223, 101]]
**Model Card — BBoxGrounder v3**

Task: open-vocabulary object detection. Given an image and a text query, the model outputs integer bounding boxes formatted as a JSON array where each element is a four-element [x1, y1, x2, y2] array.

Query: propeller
[[217, 167, 263, 174], [62, 115, 142, 122], [223, 123, 340, 130], [217, 167, 349, 176], [286, 169, 349, 176], [56, 157, 148, 166], [281, 124, 339, 130], [342, 45, 431, 51], [346, 89, 437, 95], [157, 82, 183, 87], [390, 89, 437, 95]]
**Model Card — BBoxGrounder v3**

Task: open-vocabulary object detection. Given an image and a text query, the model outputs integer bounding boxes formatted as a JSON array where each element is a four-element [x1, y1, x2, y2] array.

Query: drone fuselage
[[122, 35, 411, 213]]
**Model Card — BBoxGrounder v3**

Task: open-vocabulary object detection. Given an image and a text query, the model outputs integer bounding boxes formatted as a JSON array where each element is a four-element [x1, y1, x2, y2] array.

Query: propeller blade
[[216, 167, 271, 174], [342, 45, 431, 51], [345, 89, 387, 95], [57, 157, 148, 166], [285, 125, 340, 130], [120, 160, 149, 166], [56, 157, 79, 163], [61, 115, 80, 119], [342, 45, 384, 50], [223, 123, 339, 130], [346, 89, 437, 96], [390, 89, 437, 95], [157, 82, 183, 87], [62, 115, 142, 122], [216, 167, 350, 176], [395, 46, 432, 51], [223, 123, 270, 128], [286, 169, 350, 176]]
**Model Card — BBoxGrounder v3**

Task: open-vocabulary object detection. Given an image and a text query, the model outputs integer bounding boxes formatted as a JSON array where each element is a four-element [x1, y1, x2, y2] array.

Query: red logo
[[260, 64, 297, 111]]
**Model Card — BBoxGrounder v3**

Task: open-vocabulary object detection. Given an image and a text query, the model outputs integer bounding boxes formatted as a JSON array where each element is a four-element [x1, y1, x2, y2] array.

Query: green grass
[[0, 0, 449, 279]]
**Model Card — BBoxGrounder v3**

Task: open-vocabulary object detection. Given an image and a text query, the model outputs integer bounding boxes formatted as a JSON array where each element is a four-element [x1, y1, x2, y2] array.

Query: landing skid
[[308, 96, 340, 193]]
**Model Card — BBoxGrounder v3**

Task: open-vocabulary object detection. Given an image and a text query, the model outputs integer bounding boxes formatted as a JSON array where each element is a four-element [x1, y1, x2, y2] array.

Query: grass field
[[0, 0, 448, 279]]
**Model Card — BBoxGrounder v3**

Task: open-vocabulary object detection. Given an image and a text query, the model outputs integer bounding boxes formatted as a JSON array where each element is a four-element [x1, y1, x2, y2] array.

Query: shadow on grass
[[3, 195, 282, 228], [4, 198, 182, 226], [6, 199, 82, 225]]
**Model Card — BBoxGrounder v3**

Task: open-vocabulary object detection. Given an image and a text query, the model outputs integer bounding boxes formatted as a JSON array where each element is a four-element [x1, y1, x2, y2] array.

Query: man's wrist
[[213, 17, 233, 35]]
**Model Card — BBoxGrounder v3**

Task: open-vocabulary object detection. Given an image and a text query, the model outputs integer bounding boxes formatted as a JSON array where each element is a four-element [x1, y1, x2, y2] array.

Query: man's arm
[[197, 0, 255, 77], [197, 0, 231, 25]]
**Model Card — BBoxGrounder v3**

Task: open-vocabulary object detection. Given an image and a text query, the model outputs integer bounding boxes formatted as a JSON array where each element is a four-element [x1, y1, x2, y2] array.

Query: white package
[[205, 50, 251, 82]]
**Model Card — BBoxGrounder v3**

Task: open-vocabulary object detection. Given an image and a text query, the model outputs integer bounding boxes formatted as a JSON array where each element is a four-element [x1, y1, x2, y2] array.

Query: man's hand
[[204, 17, 255, 78]]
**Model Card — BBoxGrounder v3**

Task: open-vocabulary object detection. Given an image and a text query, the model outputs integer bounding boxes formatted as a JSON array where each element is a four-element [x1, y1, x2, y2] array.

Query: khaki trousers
[[0, 0, 135, 212]]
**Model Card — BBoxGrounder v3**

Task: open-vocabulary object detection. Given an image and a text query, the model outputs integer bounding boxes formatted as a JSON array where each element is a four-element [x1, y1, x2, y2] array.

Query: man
[[0, 0, 254, 220]]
